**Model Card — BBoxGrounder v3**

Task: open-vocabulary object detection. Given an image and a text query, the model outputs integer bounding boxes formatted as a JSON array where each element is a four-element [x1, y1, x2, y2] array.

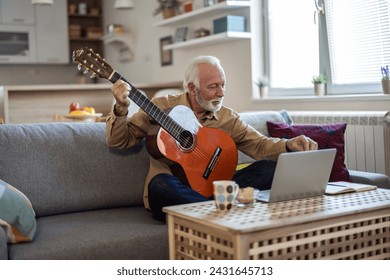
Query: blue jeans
[[148, 159, 276, 222]]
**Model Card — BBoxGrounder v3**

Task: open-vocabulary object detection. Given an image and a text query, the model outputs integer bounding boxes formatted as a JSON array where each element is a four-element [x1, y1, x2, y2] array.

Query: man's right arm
[[106, 80, 150, 149], [105, 108, 150, 149]]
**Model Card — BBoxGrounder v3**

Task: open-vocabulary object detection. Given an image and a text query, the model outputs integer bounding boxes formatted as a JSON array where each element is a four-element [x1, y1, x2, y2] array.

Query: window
[[326, 0, 390, 87], [267, 0, 319, 92], [265, 0, 390, 95]]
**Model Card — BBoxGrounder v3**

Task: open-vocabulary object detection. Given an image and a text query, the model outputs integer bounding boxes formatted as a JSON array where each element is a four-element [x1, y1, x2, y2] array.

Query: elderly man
[[106, 55, 317, 221]]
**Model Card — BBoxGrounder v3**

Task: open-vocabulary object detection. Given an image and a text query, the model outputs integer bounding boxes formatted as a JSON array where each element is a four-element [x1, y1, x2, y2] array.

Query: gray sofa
[[0, 110, 389, 260], [0, 122, 167, 260]]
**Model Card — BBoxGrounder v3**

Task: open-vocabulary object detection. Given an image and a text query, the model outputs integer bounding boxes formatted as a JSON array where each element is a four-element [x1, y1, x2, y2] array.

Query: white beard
[[195, 90, 223, 112]]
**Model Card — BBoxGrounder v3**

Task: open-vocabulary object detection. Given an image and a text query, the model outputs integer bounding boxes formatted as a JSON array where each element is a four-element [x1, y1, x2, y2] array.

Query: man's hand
[[111, 80, 131, 116], [286, 135, 318, 152]]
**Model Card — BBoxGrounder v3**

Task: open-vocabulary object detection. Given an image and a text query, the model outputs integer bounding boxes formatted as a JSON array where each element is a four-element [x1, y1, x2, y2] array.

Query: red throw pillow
[[267, 122, 350, 182]]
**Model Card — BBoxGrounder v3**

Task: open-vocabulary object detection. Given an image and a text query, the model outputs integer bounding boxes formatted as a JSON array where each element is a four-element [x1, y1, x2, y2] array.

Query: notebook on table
[[325, 181, 377, 195], [257, 148, 337, 203]]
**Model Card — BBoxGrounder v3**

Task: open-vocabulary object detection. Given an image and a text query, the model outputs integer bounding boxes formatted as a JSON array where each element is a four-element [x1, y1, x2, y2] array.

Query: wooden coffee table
[[163, 189, 390, 260]]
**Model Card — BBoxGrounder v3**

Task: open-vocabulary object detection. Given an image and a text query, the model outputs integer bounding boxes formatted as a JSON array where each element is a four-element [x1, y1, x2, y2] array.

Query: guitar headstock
[[72, 47, 113, 80]]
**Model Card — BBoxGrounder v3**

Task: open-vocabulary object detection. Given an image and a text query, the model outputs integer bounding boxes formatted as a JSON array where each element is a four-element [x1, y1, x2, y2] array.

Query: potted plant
[[153, 0, 181, 19], [312, 74, 327, 96], [381, 65, 390, 94], [254, 77, 269, 98]]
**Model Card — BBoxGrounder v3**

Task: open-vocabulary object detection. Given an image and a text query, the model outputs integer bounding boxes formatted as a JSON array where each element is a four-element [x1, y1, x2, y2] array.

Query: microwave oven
[[0, 25, 37, 64]]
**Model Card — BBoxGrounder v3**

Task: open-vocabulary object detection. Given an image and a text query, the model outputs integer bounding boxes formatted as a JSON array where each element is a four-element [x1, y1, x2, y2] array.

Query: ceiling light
[[114, 0, 135, 9]]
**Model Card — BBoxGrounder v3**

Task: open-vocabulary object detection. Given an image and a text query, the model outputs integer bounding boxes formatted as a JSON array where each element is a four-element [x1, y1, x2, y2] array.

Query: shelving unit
[[153, 0, 251, 27], [67, 0, 104, 61], [154, 0, 251, 51], [163, 31, 251, 50]]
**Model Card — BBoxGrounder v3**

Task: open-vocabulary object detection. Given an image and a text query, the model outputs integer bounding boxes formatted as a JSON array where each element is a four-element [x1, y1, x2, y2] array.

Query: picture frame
[[160, 36, 173, 66], [175, 27, 189, 43]]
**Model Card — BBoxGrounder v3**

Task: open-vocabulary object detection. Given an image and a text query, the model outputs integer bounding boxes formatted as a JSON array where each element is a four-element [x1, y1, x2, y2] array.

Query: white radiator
[[289, 111, 390, 177]]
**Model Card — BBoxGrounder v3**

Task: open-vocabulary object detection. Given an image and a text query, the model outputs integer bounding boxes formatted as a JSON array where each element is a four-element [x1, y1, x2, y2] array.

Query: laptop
[[257, 148, 337, 203]]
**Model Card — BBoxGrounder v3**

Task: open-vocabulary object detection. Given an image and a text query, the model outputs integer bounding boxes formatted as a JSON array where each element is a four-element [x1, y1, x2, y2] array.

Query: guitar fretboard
[[109, 71, 184, 142]]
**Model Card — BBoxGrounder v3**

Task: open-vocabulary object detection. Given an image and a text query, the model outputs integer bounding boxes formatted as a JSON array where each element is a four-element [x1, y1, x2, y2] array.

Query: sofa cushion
[[8, 207, 168, 260], [0, 123, 149, 217], [237, 111, 290, 164], [239, 110, 291, 136], [0, 179, 37, 243], [267, 122, 350, 182]]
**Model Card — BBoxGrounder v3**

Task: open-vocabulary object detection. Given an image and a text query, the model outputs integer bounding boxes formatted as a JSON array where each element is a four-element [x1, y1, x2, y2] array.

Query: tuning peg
[[90, 73, 97, 78], [83, 68, 89, 74], [77, 64, 82, 71]]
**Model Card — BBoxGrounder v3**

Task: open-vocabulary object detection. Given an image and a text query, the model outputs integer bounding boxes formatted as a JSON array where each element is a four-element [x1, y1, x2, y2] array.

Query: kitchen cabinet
[[68, 0, 104, 61], [0, 0, 69, 64], [0, 0, 34, 25], [36, 1, 69, 63], [0, 25, 37, 63], [0, 0, 36, 63]]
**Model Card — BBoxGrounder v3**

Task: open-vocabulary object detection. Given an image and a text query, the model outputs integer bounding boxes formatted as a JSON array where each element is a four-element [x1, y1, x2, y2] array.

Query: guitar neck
[[108, 71, 183, 140]]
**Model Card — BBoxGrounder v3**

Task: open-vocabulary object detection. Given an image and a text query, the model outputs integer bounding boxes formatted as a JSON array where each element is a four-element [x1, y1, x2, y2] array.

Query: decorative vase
[[259, 86, 268, 98], [162, 8, 176, 19], [314, 83, 325, 96], [381, 80, 390, 94]]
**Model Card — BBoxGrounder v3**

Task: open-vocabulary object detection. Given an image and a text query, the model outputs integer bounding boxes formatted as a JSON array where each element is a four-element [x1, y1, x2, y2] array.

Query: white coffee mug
[[213, 180, 239, 211]]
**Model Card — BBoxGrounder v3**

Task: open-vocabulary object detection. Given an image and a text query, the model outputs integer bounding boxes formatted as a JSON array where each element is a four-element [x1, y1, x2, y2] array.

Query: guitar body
[[146, 105, 238, 198]]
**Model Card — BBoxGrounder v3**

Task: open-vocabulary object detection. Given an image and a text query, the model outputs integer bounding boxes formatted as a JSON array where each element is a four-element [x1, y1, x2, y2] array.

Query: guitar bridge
[[203, 146, 222, 179]]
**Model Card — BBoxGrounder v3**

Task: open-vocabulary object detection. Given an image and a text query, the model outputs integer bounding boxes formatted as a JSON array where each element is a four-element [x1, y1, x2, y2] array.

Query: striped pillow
[[0, 179, 37, 243]]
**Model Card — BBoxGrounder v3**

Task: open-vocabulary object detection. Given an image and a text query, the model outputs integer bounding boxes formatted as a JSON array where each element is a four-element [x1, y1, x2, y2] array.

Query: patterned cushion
[[0, 179, 37, 243], [267, 122, 350, 182]]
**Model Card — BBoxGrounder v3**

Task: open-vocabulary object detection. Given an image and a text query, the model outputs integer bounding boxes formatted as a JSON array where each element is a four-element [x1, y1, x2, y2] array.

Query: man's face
[[195, 63, 225, 112]]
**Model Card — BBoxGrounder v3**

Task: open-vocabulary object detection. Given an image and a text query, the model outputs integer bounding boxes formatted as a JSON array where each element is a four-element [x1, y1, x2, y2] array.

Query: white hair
[[183, 55, 226, 92]]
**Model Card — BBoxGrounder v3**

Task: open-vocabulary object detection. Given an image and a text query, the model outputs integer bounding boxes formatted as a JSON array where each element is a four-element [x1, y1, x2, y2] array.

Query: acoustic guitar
[[73, 47, 238, 197]]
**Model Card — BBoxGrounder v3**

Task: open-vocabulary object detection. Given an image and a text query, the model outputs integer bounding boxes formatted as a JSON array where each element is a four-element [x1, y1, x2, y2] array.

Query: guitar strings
[[132, 92, 211, 162]]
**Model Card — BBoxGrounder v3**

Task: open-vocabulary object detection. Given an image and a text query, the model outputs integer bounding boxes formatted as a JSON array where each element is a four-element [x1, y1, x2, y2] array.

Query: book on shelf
[[325, 181, 377, 195]]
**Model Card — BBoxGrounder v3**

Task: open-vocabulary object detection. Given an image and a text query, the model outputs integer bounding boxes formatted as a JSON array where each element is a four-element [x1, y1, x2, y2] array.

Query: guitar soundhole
[[178, 130, 195, 151]]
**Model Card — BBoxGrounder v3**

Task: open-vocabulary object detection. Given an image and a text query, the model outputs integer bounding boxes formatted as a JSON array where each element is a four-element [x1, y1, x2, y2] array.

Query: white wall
[[0, 64, 83, 85]]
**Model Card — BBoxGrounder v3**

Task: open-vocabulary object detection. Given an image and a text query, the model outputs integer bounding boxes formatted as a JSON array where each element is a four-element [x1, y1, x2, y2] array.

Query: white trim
[[252, 93, 390, 104]]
